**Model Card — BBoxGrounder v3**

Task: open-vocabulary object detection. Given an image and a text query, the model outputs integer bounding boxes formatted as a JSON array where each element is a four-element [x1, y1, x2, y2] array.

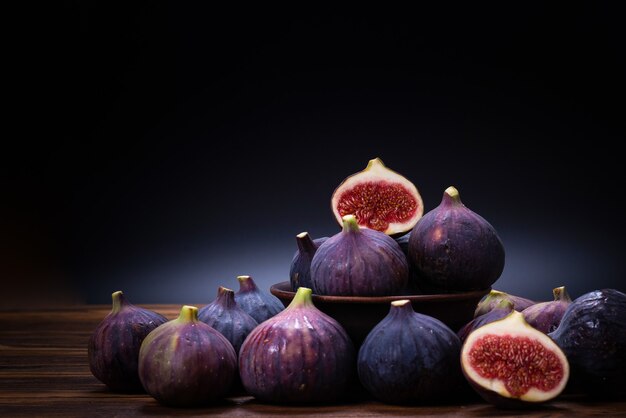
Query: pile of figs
[[87, 157, 625, 409]]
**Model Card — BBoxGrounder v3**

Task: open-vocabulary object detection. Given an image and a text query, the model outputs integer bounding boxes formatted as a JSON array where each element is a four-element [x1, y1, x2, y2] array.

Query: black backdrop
[[4, 4, 624, 307]]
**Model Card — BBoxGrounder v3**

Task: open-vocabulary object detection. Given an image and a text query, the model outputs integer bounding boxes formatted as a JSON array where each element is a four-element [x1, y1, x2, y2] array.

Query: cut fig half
[[461, 311, 569, 408], [331, 158, 423, 235]]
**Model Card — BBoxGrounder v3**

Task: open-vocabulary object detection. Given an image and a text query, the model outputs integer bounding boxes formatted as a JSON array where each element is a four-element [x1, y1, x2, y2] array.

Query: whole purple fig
[[198, 286, 258, 354], [88, 290, 167, 392], [234, 275, 284, 323], [457, 299, 514, 342], [289, 232, 328, 291], [408, 186, 505, 292], [358, 300, 464, 404], [239, 287, 355, 404], [522, 286, 571, 333], [549, 289, 626, 399], [474, 289, 535, 317], [311, 214, 409, 296], [138, 305, 237, 407]]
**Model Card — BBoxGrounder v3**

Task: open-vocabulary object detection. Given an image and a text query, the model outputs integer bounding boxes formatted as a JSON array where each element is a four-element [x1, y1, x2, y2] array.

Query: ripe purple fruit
[[234, 275, 284, 323], [88, 291, 167, 392], [138, 305, 237, 406], [198, 286, 258, 354], [239, 287, 355, 404], [522, 286, 571, 334], [408, 186, 505, 292], [311, 214, 409, 296]]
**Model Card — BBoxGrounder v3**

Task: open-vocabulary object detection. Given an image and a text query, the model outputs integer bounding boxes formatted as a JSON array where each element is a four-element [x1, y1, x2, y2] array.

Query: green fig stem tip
[[288, 287, 314, 309], [342, 214, 360, 232], [178, 305, 199, 322], [444, 186, 461, 201], [553, 286, 571, 302], [366, 157, 385, 170], [111, 290, 125, 313], [237, 275, 257, 292]]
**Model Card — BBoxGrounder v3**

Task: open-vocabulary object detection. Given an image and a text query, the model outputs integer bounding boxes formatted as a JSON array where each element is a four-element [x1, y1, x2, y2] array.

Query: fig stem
[[111, 290, 126, 314], [389, 299, 414, 316], [216, 286, 237, 308], [288, 287, 314, 309], [237, 275, 257, 292], [342, 214, 360, 233], [443, 186, 462, 204], [553, 286, 571, 302], [365, 157, 385, 170], [296, 232, 317, 255], [177, 305, 199, 322]]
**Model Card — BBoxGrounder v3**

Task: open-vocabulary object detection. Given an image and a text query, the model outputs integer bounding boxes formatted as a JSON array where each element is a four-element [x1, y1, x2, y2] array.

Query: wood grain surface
[[1, 305, 624, 417]]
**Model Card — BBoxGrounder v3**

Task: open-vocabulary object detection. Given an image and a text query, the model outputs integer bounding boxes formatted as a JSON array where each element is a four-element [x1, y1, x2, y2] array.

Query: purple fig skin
[[311, 214, 409, 296], [357, 300, 464, 404], [138, 305, 237, 407], [289, 233, 328, 291], [234, 275, 284, 323], [474, 289, 535, 318], [239, 287, 355, 404], [198, 286, 258, 354], [522, 286, 571, 334], [408, 186, 505, 292], [394, 231, 411, 255], [549, 288, 626, 399], [458, 299, 514, 342], [88, 291, 167, 392]]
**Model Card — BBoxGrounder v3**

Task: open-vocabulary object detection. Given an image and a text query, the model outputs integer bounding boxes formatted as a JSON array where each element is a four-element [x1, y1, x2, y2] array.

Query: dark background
[[3, 3, 624, 308]]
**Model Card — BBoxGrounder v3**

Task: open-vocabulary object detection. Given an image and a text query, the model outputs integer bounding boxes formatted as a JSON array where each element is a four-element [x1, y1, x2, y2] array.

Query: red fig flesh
[[461, 311, 569, 407], [331, 158, 423, 235]]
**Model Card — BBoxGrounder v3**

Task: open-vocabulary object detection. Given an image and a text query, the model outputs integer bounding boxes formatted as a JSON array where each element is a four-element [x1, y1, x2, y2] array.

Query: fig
[[394, 231, 411, 255], [331, 157, 423, 235], [289, 232, 328, 291], [522, 286, 571, 334], [408, 186, 505, 292], [138, 305, 237, 407], [311, 214, 409, 296], [461, 311, 569, 408], [357, 300, 464, 404], [198, 286, 258, 354], [87, 290, 167, 392], [549, 288, 626, 399], [457, 299, 514, 342], [234, 275, 284, 323], [474, 289, 535, 317], [239, 287, 355, 404]]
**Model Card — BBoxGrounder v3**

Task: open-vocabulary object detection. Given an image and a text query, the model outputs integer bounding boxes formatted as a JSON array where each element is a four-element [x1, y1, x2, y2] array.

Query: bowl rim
[[270, 281, 490, 304]]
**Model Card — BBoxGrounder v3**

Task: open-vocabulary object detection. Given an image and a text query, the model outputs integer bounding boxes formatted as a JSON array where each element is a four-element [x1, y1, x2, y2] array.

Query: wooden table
[[1, 305, 624, 417]]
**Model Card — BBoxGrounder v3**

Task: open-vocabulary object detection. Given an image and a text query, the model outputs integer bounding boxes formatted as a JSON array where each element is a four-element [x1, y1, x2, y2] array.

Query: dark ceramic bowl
[[270, 281, 490, 348]]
